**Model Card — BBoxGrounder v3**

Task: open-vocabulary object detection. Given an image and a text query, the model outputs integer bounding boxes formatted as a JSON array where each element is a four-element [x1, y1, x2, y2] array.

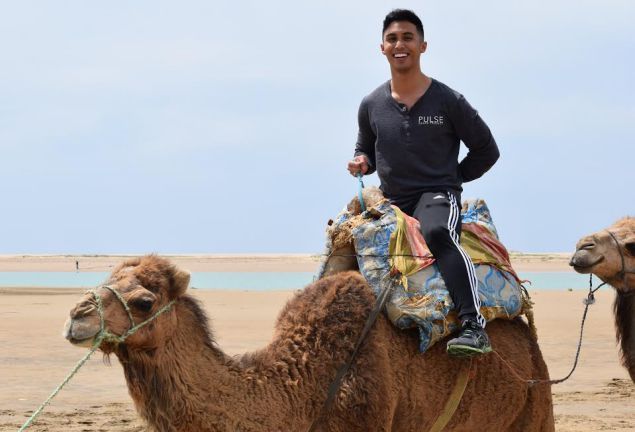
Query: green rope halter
[[18, 285, 177, 431]]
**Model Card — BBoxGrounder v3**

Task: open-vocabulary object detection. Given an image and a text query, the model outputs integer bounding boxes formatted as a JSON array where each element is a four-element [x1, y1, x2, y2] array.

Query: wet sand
[[1, 255, 633, 431]]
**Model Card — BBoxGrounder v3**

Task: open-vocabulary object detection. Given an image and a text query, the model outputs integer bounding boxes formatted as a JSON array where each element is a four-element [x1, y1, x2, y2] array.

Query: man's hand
[[347, 155, 369, 176]]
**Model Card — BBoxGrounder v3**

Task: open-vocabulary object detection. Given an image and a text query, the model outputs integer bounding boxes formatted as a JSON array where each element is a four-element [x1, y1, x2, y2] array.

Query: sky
[[0, 1, 633, 254]]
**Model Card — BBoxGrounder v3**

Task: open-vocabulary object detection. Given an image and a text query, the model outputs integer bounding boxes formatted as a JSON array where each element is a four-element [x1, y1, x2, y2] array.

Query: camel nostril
[[569, 255, 582, 267], [71, 301, 96, 318], [580, 243, 595, 251]]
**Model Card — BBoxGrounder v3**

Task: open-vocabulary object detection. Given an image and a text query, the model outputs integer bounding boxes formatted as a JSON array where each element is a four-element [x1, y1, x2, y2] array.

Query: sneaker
[[446, 320, 492, 358]]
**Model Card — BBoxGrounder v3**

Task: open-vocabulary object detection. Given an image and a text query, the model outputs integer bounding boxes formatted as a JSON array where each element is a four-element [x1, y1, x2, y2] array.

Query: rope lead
[[497, 274, 605, 387], [356, 173, 366, 212]]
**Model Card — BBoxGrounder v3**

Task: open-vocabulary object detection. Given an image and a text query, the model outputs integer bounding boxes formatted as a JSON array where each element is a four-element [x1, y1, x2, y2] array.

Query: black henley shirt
[[354, 78, 500, 208]]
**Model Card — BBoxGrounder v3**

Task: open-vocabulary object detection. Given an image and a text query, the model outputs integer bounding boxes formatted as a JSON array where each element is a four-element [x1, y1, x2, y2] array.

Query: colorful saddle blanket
[[319, 198, 525, 352]]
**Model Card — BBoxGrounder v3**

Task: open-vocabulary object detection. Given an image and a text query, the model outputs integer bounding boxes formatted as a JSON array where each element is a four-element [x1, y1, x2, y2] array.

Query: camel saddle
[[318, 197, 528, 352]]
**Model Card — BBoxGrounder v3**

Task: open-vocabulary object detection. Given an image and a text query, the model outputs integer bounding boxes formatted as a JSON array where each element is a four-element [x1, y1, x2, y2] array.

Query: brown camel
[[570, 216, 635, 382], [65, 255, 554, 431]]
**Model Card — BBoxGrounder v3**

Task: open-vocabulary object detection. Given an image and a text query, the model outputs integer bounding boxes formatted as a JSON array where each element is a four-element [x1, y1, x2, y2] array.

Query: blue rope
[[356, 173, 366, 212]]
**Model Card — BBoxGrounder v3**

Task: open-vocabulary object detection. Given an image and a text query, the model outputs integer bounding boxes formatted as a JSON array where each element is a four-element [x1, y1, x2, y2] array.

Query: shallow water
[[0, 271, 593, 291]]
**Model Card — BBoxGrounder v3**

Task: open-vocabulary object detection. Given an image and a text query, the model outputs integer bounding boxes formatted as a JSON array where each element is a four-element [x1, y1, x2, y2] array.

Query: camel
[[65, 255, 554, 431], [570, 216, 635, 382]]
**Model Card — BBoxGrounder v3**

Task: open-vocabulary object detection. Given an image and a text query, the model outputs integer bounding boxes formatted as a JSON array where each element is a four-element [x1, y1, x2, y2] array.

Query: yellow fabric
[[388, 207, 420, 286], [388, 206, 431, 289], [459, 230, 490, 262], [461, 229, 517, 278], [389, 206, 519, 283]]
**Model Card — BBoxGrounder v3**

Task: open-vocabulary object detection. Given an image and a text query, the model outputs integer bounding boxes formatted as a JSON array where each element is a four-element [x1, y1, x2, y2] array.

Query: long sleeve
[[354, 98, 377, 175], [452, 95, 500, 183]]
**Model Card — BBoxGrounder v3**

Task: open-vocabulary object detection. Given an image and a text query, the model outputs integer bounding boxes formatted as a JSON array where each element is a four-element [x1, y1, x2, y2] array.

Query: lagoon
[[0, 271, 595, 291]]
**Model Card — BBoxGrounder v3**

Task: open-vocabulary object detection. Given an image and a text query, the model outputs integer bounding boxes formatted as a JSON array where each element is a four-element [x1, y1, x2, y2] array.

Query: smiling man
[[347, 9, 500, 357]]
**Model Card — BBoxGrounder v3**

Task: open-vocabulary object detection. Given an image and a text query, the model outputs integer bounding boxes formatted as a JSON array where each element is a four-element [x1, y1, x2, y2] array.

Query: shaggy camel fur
[[571, 216, 635, 382], [65, 255, 554, 431]]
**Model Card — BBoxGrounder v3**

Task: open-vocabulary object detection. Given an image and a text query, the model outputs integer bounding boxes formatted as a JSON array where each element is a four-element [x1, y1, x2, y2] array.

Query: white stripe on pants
[[447, 193, 486, 328]]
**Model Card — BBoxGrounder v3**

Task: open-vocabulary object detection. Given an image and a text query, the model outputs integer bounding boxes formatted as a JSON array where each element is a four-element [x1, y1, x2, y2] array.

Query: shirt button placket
[[402, 107, 411, 141]]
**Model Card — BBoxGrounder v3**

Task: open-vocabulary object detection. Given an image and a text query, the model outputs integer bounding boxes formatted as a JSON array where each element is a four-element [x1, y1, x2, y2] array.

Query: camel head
[[571, 217, 635, 382], [570, 217, 635, 292], [64, 255, 190, 353]]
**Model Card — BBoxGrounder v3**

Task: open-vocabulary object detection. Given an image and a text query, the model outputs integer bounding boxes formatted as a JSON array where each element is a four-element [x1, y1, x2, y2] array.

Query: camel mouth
[[68, 335, 97, 347], [64, 318, 100, 347], [570, 254, 604, 273]]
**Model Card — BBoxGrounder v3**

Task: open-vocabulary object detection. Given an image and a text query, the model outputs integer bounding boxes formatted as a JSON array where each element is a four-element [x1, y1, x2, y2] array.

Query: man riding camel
[[347, 9, 500, 357]]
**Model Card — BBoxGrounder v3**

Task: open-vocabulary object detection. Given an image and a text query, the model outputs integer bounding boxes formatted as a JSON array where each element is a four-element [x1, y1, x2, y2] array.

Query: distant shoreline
[[0, 253, 573, 272]]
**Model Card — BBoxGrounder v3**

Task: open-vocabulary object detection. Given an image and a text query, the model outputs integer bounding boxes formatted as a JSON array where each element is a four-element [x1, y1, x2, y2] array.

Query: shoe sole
[[447, 344, 493, 358]]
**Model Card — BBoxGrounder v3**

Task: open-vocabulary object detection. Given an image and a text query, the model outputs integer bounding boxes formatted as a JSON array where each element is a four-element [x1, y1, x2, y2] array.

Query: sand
[[1, 255, 633, 431]]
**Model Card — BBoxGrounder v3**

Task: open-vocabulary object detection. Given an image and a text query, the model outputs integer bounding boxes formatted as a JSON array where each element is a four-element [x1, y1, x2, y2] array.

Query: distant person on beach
[[75, 260, 79, 272], [347, 9, 499, 357]]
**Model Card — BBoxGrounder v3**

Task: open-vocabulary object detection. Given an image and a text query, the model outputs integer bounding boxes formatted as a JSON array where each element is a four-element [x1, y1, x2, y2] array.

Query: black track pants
[[400, 191, 485, 327]]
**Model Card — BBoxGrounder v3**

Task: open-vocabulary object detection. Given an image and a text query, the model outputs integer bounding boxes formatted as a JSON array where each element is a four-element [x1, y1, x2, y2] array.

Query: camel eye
[[625, 242, 635, 256], [131, 297, 154, 312]]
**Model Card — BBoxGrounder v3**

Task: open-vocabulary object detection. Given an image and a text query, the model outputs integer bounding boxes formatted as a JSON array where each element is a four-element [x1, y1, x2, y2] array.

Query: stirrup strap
[[428, 358, 473, 432]]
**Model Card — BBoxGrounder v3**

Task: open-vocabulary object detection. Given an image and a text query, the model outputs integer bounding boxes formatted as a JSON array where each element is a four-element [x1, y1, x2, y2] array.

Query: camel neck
[[116, 297, 311, 431], [614, 290, 635, 382]]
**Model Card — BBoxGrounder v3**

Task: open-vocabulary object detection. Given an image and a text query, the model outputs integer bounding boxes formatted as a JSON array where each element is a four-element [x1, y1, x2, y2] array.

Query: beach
[[1, 255, 633, 431]]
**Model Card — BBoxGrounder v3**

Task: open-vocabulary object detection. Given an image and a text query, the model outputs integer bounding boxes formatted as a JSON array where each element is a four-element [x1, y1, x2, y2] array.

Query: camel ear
[[170, 268, 191, 298]]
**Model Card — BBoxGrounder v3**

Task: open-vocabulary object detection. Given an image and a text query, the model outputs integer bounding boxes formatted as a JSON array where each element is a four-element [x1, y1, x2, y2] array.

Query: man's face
[[381, 21, 427, 72]]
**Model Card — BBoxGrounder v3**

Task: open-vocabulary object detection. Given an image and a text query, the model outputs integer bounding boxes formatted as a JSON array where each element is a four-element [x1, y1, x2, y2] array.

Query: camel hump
[[279, 271, 374, 326]]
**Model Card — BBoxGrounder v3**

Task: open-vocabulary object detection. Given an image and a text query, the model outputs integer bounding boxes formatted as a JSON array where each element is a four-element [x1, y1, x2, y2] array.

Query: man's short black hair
[[382, 9, 424, 40]]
